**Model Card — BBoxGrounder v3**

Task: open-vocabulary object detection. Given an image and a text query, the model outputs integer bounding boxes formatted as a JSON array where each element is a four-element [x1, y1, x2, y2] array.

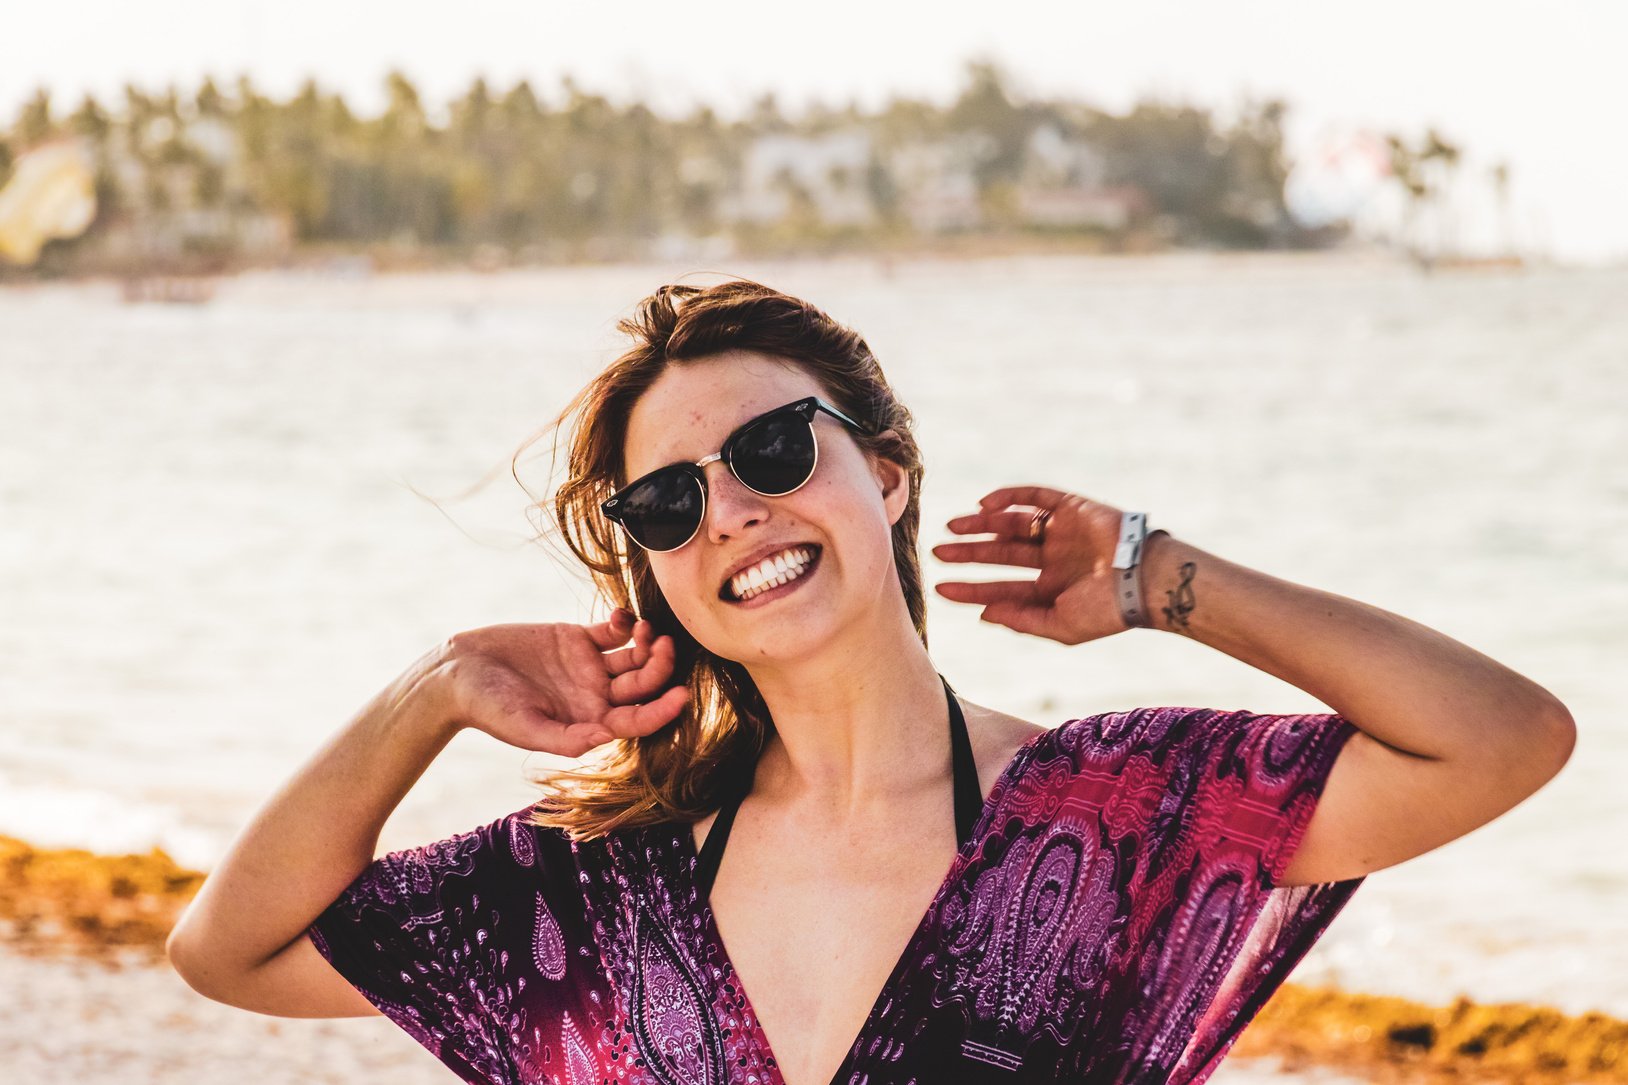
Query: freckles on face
[[692, 463, 894, 649], [621, 354, 898, 657]]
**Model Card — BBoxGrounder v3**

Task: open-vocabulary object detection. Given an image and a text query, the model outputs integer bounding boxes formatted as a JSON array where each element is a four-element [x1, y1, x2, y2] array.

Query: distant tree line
[[1, 60, 1349, 270]]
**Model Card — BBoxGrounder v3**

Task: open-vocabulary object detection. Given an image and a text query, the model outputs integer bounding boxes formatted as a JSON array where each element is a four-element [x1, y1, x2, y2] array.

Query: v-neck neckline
[[677, 721, 1054, 1085]]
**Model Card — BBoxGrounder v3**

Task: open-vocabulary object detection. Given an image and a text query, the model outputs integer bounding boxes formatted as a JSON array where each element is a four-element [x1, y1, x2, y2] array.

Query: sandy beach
[[0, 945, 460, 1084]]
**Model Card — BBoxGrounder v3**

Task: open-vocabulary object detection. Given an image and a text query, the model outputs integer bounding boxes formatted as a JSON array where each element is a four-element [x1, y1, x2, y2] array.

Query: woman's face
[[621, 350, 909, 666]]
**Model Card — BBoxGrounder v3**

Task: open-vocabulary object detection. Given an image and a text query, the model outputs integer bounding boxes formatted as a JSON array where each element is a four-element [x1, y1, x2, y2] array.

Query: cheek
[[808, 472, 896, 573], [646, 559, 710, 630], [650, 465, 895, 634]]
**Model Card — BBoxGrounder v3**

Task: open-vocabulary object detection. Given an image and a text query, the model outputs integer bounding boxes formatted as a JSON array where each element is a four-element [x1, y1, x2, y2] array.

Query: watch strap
[[1112, 512, 1165, 629]]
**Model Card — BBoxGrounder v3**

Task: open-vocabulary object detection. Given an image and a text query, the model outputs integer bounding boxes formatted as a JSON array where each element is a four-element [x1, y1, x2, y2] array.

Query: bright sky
[[5, 0, 1625, 263]]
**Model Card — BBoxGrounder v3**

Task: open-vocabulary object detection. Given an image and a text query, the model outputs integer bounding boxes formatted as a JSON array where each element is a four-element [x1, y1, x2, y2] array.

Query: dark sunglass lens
[[620, 470, 703, 550], [733, 413, 816, 495]]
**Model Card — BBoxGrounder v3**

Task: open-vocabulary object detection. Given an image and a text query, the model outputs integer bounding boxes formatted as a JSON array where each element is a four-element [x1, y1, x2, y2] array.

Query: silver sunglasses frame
[[601, 395, 870, 553]]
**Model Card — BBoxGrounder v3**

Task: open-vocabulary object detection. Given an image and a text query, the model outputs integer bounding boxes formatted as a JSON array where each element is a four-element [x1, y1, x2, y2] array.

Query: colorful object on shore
[[1284, 129, 1392, 230], [0, 834, 200, 958], [0, 139, 98, 266], [305, 706, 1364, 1083], [1234, 983, 1628, 1084]]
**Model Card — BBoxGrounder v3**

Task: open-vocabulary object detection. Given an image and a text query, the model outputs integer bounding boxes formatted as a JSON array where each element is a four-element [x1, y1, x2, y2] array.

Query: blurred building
[[731, 129, 879, 228], [886, 134, 988, 233], [88, 112, 291, 271], [722, 121, 1148, 238]]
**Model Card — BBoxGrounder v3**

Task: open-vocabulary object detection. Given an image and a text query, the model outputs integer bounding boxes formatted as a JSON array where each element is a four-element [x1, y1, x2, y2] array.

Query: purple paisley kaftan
[[305, 705, 1365, 1084]]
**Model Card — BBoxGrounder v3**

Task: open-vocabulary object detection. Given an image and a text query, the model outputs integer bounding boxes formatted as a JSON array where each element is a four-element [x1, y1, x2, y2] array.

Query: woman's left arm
[[933, 486, 1577, 886]]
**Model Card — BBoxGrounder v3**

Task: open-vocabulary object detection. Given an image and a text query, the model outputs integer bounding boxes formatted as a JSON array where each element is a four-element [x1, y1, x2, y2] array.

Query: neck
[[740, 603, 951, 821]]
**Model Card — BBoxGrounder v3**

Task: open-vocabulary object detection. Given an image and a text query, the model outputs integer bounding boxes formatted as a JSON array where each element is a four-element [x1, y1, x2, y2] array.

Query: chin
[[708, 623, 833, 667], [700, 601, 849, 667]]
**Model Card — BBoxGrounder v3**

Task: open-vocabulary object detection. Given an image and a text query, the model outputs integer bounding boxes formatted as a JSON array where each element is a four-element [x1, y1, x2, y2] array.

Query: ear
[[868, 429, 910, 527]]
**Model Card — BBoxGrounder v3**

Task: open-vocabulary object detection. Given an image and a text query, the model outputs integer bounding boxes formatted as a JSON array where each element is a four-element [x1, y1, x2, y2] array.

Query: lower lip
[[728, 550, 821, 609]]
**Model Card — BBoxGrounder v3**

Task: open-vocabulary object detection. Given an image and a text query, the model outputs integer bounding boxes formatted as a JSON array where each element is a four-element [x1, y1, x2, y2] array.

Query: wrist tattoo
[[1160, 561, 1197, 634]]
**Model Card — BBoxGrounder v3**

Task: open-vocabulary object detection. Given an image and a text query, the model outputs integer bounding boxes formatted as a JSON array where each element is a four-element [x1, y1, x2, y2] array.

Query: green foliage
[[1083, 97, 1295, 247], [14, 88, 55, 147], [66, 95, 110, 141], [0, 64, 1377, 265]]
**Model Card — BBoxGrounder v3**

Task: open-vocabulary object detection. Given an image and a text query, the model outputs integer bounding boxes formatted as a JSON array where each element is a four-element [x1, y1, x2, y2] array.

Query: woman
[[166, 279, 1575, 1085]]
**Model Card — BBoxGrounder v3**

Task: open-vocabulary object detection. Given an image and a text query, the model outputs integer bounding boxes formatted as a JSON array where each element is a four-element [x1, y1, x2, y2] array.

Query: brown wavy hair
[[516, 277, 927, 842]]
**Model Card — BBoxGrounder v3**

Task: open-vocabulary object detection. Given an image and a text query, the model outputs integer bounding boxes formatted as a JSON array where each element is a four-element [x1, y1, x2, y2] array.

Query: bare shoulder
[[960, 698, 1048, 740], [958, 699, 1050, 800]]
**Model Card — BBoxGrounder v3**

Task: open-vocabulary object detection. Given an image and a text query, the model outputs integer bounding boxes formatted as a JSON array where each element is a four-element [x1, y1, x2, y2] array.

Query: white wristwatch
[[1112, 512, 1164, 629]]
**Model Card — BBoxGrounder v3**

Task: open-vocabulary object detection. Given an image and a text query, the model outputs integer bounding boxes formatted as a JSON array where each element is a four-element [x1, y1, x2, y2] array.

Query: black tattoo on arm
[[1160, 560, 1197, 634]]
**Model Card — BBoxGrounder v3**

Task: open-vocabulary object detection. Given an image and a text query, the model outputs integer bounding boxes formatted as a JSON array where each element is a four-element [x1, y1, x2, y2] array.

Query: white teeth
[[730, 546, 814, 600]]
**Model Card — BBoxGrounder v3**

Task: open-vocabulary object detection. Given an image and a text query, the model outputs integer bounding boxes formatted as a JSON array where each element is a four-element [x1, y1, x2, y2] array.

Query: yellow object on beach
[[0, 139, 98, 265]]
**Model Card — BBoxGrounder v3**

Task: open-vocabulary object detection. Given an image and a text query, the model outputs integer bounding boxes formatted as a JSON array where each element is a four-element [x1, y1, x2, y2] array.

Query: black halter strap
[[693, 674, 980, 900]]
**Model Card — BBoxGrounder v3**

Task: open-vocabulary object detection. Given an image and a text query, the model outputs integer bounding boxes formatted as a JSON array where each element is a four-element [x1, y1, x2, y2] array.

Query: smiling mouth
[[720, 544, 822, 602]]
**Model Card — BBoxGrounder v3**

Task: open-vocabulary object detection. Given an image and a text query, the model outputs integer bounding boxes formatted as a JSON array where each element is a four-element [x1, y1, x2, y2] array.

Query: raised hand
[[433, 610, 689, 757], [932, 485, 1143, 645]]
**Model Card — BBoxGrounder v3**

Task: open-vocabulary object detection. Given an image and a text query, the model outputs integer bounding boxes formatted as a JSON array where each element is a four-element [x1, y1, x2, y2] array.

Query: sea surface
[[3, 252, 1624, 1019]]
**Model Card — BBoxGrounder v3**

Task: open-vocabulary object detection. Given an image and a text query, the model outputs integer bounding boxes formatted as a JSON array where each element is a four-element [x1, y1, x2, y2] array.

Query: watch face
[[1113, 512, 1149, 570]]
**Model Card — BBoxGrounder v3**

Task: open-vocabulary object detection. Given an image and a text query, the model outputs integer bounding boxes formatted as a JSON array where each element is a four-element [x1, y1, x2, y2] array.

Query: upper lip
[[719, 542, 819, 596]]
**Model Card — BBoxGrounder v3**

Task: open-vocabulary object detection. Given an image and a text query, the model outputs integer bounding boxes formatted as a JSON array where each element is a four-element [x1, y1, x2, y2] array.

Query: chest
[[693, 812, 963, 1085]]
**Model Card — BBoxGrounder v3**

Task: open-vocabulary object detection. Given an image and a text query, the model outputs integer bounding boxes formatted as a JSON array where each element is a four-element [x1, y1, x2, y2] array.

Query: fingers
[[933, 579, 1042, 606], [633, 616, 652, 668], [936, 580, 1059, 639], [608, 628, 679, 704], [978, 485, 1070, 512], [936, 579, 1059, 640], [603, 617, 655, 677], [579, 683, 689, 749], [931, 539, 1042, 569], [977, 600, 1056, 639], [584, 608, 636, 651], [934, 508, 1045, 569], [944, 509, 1047, 540], [602, 685, 690, 736]]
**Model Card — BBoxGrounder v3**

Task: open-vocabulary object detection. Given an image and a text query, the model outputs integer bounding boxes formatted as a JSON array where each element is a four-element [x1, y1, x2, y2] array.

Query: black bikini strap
[[945, 675, 983, 845], [693, 752, 753, 899], [694, 674, 977, 900]]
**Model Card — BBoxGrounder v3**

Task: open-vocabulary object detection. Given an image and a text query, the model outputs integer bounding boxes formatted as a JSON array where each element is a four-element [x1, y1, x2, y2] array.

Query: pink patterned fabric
[[306, 706, 1364, 1084]]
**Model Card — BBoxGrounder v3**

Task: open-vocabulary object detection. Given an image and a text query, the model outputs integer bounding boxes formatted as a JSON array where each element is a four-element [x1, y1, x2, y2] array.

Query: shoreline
[[1, 235, 1591, 289], [4, 834, 1623, 1083], [0, 246, 1573, 308]]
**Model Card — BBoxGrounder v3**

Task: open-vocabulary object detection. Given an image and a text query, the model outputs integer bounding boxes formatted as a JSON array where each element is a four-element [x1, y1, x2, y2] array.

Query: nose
[[703, 461, 770, 543]]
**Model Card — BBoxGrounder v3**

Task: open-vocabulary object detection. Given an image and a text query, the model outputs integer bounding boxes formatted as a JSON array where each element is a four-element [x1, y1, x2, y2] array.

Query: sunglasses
[[601, 395, 872, 552]]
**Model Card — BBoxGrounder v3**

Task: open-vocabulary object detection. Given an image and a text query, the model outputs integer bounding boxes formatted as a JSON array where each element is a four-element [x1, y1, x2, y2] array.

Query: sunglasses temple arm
[[817, 399, 873, 435]]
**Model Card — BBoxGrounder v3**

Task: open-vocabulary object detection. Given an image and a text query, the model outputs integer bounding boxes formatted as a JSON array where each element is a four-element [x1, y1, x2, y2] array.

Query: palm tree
[[1419, 128, 1461, 256], [15, 88, 55, 147]]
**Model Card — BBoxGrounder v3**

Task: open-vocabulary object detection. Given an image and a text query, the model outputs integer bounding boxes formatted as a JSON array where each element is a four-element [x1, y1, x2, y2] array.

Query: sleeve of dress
[[1101, 706, 1366, 1084], [304, 802, 560, 1085]]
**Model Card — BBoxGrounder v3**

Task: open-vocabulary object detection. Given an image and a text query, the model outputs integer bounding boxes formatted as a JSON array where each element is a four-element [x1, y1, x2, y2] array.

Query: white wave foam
[[0, 772, 223, 871]]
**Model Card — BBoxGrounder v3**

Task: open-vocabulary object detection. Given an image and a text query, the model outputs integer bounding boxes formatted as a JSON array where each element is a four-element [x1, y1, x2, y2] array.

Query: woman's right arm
[[165, 612, 687, 1018]]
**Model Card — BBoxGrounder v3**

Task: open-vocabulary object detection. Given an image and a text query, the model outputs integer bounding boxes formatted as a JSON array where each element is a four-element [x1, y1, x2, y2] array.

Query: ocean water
[[3, 252, 1624, 1019]]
